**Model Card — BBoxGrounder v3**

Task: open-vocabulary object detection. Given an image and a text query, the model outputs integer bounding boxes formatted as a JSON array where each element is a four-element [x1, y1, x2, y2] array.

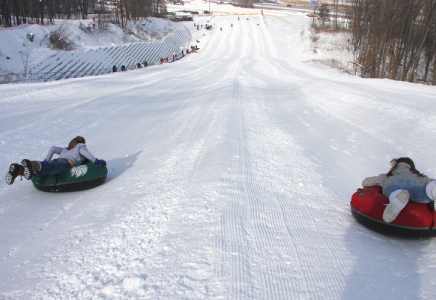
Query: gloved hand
[[94, 158, 107, 166]]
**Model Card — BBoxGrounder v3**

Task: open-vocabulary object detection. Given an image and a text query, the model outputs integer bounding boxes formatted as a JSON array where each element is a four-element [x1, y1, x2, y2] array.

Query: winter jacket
[[362, 162, 434, 196], [45, 143, 96, 167]]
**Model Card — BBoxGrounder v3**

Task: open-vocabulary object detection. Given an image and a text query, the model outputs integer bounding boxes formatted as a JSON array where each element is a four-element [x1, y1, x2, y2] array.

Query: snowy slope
[[0, 18, 190, 81], [1, 2, 436, 299]]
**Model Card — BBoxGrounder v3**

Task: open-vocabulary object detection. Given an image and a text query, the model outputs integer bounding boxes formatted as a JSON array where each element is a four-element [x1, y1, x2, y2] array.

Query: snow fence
[[24, 27, 191, 83]]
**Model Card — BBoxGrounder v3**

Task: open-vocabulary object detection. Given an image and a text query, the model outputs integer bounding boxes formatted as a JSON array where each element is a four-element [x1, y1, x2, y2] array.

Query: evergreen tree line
[[0, 0, 166, 28], [350, 0, 436, 84]]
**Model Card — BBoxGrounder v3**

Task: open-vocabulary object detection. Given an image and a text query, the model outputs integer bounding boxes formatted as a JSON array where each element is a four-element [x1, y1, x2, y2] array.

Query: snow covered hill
[[0, 18, 191, 83], [1, 1, 436, 299]]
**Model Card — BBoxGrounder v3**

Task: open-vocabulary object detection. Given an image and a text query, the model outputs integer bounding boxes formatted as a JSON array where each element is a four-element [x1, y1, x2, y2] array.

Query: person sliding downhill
[[6, 136, 106, 185]]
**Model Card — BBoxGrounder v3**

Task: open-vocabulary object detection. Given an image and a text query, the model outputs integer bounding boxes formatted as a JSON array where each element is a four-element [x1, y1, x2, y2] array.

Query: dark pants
[[34, 158, 71, 177]]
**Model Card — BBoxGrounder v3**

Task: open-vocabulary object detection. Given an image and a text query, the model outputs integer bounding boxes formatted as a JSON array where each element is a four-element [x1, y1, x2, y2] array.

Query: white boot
[[383, 189, 410, 223], [426, 181, 436, 210]]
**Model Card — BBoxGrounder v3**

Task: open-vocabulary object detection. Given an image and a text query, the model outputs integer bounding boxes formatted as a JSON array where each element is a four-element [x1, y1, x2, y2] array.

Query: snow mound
[[0, 18, 183, 76]]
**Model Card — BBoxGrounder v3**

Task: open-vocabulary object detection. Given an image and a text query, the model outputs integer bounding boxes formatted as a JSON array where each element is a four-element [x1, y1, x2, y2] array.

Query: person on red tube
[[362, 157, 436, 223]]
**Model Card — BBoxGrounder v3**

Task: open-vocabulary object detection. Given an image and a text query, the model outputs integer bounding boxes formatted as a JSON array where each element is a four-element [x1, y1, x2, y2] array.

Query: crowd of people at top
[[111, 44, 202, 73]]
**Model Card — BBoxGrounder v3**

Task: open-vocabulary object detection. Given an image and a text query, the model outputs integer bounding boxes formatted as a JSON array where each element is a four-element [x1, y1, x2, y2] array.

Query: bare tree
[[350, 0, 436, 84], [21, 45, 31, 77], [1, 0, 168, 27], [1, 0, 13, 27]]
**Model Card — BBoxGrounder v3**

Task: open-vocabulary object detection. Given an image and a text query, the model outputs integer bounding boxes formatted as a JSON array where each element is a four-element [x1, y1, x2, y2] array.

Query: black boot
[[21, 159, 41, 180], [6, 163, 24, 185]]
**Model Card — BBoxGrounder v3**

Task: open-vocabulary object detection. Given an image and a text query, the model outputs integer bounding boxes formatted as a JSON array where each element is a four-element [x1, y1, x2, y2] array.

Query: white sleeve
[[79, 145, 96, 163], [45, 146, 63, 161], [362, 174, 383, 187]]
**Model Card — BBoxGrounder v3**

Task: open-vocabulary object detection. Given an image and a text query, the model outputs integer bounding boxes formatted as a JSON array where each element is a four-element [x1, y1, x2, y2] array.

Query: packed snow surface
[[1, 1, 436, 299]]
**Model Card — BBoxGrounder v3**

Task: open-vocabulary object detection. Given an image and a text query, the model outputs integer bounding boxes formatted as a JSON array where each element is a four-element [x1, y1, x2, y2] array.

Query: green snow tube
[[31, 161, 107, 192]]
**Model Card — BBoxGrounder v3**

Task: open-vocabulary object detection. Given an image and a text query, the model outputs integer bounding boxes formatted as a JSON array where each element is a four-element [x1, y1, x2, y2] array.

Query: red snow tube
[[350, 186, 436, 237]]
